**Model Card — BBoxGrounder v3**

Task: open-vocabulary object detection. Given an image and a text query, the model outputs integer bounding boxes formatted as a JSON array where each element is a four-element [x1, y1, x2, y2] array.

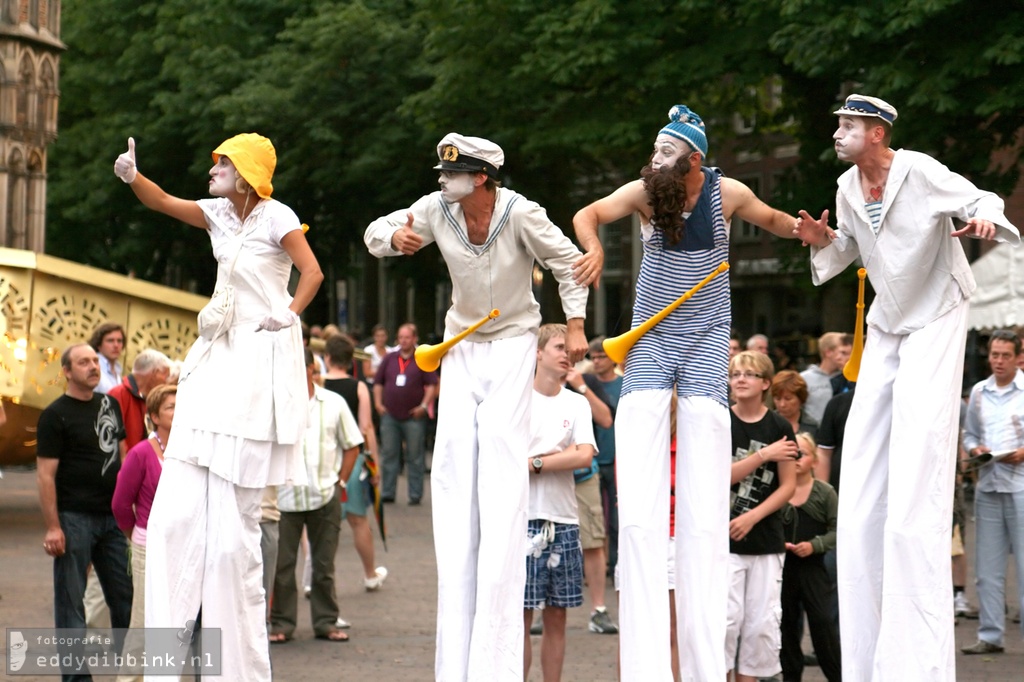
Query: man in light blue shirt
[[961, 330, 1024, 655], [89, 322, 125, 394]]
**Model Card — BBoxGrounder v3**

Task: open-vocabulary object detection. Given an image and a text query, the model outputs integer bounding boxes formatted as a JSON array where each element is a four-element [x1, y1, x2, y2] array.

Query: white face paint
[[209, 156, 238, 196], [833, 116, 867, 162], [651, 134, 695, 171], [438, 171, 476, 203]]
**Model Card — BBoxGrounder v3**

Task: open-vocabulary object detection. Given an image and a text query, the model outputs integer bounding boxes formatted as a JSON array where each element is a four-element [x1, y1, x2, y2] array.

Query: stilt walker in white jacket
[[364, 133, 588, 682], [795, 94, 1021, 682]]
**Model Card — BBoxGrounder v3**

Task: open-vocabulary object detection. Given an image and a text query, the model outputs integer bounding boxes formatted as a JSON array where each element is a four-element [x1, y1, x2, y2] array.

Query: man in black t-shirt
[[37, 343, 132, 669]]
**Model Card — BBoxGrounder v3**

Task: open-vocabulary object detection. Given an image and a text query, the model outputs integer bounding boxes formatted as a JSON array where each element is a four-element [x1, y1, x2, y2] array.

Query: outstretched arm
[[721, 177, 799, 239], [794, 209, 837, 248], [114, 137, 207, 228], [572, 180, 649, 288]]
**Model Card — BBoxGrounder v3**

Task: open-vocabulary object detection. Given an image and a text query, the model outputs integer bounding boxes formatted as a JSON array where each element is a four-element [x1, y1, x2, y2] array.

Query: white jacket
[[811, 149, 1020, 335], [365, 188, 587, 341]]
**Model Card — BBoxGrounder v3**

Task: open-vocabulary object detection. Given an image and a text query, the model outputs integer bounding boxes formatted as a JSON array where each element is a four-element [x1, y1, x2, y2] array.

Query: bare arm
[[572, 180, 650, 288], [373, 383, 386, 415], [531, 444, 595, 473], [815, 446, 833, 483], [565, 370, 612, 428], [721, 178, 798, 239], [730, 436, 799, 484], [115, 138, 207, 228], [355, 382, 376, 446], [280, 230, 324, 316], [730, 458, 797, 541], [338, 444, 360, 489], [422, 382, 438, 408], [355, 381, 380, 483], [126, 173, 208, 228], [37, 457, 65, 556]]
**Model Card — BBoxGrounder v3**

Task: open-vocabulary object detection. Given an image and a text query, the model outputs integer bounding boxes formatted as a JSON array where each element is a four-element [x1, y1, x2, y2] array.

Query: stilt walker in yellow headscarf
[[114, 134, 323, 681]]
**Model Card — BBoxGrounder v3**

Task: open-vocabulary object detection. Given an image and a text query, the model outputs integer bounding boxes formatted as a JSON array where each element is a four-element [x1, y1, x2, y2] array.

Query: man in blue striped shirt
[[573, 104, 800, 682]]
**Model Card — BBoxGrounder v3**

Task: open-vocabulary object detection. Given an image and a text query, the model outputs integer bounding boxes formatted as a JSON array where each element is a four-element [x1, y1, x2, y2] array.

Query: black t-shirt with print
[[729, 409, 795, 555], [37, 393, 126, 514]]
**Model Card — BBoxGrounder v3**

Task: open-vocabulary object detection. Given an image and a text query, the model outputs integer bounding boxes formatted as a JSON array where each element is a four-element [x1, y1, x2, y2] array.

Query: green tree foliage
[[47, 0, 1023, 309], [50, 0, 323, 291]]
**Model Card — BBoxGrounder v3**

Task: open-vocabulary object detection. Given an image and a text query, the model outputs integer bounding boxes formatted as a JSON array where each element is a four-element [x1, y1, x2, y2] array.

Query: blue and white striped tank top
[[622, 167, 731, 405]]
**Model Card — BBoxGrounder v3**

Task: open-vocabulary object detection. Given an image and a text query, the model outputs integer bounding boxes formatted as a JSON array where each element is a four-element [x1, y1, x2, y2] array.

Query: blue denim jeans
[[54, 511, 133, 681], [599, 464, 618, 572], [380, 413, 427, 501]]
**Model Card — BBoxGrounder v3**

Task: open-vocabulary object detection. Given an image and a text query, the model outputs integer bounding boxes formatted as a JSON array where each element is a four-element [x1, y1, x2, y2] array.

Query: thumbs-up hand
[[114, 137, 137, 184]]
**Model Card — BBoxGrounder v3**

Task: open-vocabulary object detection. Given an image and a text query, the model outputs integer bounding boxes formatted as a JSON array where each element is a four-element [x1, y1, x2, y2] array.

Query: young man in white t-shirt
[[523, 324, 597, 682]]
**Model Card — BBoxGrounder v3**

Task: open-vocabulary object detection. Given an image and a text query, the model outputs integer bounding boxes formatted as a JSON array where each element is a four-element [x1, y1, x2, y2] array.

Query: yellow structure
[[0, 246, 208, 466]]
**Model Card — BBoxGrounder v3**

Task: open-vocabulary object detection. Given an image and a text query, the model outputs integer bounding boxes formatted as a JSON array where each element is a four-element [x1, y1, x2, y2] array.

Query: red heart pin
[[869, 186, 882, 201]]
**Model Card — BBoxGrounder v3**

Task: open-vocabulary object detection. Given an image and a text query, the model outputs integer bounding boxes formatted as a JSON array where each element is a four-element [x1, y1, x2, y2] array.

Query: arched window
[[45, 0, 57, 36], [16, 55, 34, 129], [27, 151, 43, 251], [45, 0, 58, 35], [7, 148, 27, 249], [39, 59, 54, 133]]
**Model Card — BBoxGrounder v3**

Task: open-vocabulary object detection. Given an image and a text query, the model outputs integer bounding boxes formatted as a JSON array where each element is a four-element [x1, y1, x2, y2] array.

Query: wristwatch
[[532, 457, 544, 474], [577, 383, 589, 394]]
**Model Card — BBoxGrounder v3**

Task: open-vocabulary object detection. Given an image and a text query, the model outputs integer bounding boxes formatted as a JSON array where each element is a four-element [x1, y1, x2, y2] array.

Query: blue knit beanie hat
[[658, 105, 708, 157]]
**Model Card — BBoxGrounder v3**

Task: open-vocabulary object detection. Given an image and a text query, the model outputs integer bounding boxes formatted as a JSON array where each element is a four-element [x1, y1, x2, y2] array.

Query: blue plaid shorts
[[524, 519, 584, 609]]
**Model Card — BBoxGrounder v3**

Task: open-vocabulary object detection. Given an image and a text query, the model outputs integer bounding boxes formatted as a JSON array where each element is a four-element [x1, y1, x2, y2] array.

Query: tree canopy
[[48, 0, 1023, 315]]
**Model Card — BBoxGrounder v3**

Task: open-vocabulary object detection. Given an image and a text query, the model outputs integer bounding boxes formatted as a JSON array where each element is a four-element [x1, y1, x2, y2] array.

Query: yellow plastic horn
[[843, 268, 867, 382], [602, 262, 730, 364], [414, 309, 501, 372]]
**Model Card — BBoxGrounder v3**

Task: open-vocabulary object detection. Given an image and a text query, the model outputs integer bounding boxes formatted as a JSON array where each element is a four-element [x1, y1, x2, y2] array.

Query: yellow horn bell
[[414, 309, 501, 372], [602, 262, 730, 365], [842, 268, 867, 382]]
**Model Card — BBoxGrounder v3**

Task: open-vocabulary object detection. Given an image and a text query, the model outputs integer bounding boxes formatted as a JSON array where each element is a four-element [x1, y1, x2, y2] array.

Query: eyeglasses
[[729, 371, 763, 380]]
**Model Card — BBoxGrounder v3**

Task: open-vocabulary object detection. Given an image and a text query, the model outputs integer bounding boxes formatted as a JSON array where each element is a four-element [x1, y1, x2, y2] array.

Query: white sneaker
[[364, 566, 388, 591], [954, 592, 978, 618], [334, 616, 351, 629]]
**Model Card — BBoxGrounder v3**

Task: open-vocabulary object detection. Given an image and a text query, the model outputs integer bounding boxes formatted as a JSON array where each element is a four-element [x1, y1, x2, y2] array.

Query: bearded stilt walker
[[573, 105, 801, 681]]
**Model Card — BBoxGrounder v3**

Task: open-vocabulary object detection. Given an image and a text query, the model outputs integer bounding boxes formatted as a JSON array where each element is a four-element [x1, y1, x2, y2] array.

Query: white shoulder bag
[[197, 236, 245, 342]]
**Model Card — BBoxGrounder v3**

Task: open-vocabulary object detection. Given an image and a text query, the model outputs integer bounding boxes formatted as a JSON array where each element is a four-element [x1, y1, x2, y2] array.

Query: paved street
[[1, 467, 1020, 680]]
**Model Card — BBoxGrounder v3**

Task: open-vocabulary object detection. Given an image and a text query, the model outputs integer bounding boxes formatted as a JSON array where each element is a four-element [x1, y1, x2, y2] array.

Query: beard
[[640, 160, 691, 246]]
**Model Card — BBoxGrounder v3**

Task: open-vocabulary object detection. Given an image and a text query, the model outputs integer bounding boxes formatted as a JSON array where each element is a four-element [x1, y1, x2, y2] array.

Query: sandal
[[315, 629, 349, 642], [268, 632, 291, 644]]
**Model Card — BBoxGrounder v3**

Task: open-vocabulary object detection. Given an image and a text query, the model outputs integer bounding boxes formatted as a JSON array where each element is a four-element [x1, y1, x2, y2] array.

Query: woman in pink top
[[112, 384, 176, 634]]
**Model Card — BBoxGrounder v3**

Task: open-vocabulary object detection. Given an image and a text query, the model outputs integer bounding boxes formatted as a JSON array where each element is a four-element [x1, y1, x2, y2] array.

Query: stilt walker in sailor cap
[[795, 94, 1021, 681], [365, 133, 588, 681]]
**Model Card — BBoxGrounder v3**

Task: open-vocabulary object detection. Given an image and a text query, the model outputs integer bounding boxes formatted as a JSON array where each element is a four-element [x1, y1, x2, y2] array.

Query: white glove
[[114, 137, 137, 184], [257, 308, 300, 332]]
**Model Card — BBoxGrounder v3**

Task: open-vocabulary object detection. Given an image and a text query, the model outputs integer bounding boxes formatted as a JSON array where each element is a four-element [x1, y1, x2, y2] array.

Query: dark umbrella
[[362, 456, 387, 551]]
